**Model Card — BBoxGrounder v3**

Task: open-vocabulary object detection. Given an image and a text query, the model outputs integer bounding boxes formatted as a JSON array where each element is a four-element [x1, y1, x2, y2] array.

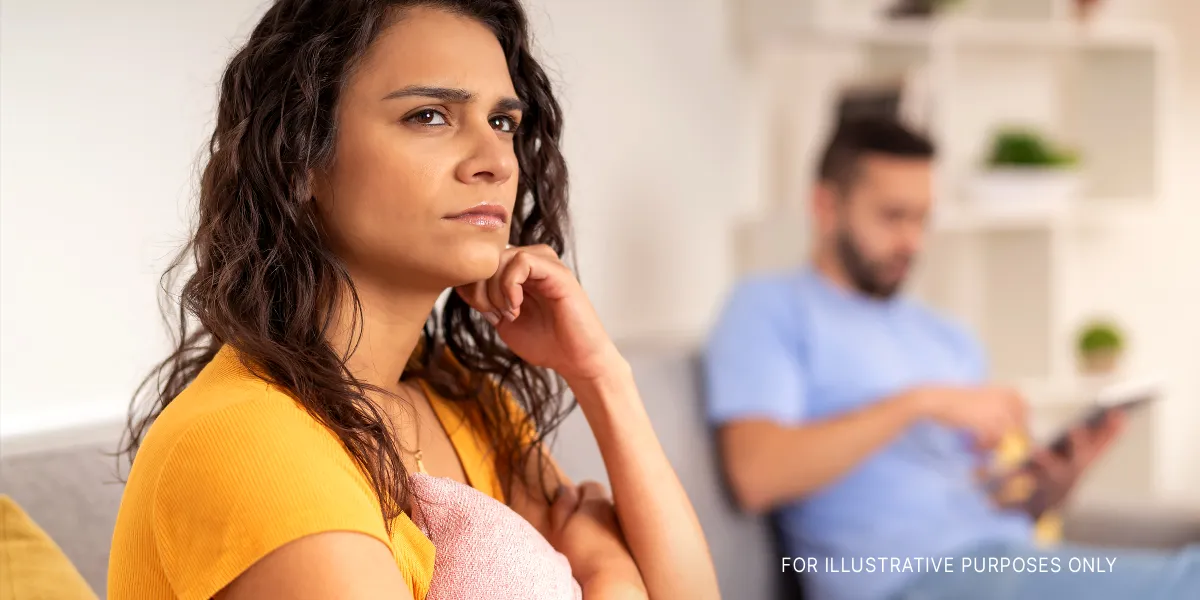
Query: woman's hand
[[549, 481, 646, 598], [460, 245, 720, 599], [455, 245, 623, 382]]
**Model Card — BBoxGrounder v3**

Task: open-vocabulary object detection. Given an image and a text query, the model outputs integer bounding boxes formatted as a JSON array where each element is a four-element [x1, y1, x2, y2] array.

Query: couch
[[3, 342, 1199, 599]]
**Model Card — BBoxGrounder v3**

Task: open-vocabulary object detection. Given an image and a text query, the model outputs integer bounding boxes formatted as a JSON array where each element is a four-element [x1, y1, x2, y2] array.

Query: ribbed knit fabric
[[108, 345, 505, 600], [410, 473, 582, 600]]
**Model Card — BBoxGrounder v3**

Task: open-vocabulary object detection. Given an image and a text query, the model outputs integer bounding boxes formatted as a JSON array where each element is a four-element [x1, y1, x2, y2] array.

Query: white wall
[[521, 0, 760, 342], [1, 0, 268, 437], [0, 0, 756, 438], [1153, 0, 1200, 499]]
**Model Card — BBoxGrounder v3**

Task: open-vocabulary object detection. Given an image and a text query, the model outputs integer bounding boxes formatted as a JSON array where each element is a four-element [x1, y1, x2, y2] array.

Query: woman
[[107, 1, 719, 598]]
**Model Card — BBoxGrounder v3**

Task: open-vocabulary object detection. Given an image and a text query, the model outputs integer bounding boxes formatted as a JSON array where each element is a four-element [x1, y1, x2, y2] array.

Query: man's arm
[[722, 385, 1028, 514], [705, 282, 1025, 514], [719, 391, 923, 513]]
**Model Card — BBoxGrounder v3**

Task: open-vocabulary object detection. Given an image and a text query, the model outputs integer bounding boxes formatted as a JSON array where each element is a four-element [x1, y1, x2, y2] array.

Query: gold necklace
[[403, 381, 428, 475], [413, 434, 427, 475]]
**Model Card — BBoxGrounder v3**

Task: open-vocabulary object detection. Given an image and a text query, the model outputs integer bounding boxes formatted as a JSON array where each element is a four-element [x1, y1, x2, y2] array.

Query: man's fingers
[[976, 426, 1001, 450], [1033, 448, 1073, 481], [1007, 391, 1030, 438], [1103, 411, 1128, 440]]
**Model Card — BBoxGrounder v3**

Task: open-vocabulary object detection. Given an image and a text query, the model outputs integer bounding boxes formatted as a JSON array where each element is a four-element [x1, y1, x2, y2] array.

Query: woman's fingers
[[455, 281, 504, 326], [456, 249, 519, 322], [456, 244, 571, 324], [576, 480, 610, 507], [455, 279, 499, 316], [550, 484, 580, 533], [487, 248, 525, 321], [492, 245, 568, 319]]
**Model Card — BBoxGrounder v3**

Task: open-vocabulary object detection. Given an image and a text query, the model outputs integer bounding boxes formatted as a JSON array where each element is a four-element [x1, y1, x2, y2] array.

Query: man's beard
[[835, 228, 909, 299]]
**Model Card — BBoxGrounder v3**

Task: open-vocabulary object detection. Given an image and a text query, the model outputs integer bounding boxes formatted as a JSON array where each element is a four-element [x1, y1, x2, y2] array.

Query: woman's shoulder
[[118, 346, 436, 600], [137, 345, 340, 464], [122, 348, 379, 537]]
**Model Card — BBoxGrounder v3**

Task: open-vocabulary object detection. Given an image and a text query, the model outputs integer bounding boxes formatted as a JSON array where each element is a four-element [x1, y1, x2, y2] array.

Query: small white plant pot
[[1079, 349, 1122, 376], [967, 168, 1083, 218]]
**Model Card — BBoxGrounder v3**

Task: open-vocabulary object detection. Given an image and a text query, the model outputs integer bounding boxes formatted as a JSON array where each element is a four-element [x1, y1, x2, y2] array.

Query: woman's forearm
[[581, 571, 652, 600], [566, 356, 720, 600]]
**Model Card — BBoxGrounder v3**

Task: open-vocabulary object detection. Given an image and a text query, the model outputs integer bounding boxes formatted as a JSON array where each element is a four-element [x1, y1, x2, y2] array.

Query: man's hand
[[915, 386, 1028, 450], [1019, 410, 1127, 517]]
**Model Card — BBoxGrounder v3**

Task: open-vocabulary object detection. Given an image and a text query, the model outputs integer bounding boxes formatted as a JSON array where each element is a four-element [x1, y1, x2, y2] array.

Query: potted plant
[[967, 128, 1083, 217], [1077, 320, 1124, 375]]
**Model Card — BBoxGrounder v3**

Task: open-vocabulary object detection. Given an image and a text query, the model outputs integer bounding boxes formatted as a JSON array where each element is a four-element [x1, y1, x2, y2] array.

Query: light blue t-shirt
[[704, 269, 1034, 600]]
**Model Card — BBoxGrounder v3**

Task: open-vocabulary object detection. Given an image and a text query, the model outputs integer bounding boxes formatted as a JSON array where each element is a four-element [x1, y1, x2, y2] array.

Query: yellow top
[[108, 345, 505, 600]]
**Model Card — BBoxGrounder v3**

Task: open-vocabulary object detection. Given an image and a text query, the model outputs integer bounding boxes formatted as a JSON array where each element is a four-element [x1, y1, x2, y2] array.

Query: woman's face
[[315, 7, 523, 292]]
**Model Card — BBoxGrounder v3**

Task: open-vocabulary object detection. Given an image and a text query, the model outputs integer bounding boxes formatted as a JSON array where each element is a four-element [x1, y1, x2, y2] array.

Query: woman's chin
[[443, 242, 506, 287], [367, 240, 505, 291]]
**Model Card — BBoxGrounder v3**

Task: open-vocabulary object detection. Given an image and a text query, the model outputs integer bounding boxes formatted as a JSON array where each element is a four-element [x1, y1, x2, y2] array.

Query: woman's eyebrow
[[382, 85, 526, 112], [495, 97, 527, 113], [383, 85, 472, 102]]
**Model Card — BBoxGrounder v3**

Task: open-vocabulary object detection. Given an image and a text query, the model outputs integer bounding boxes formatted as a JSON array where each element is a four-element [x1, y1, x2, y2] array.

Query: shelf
[[932, 206, 1070, 232], [931, 201, 1155, 233], [1014, 374, 1121, 406], [742, 13, 1170, 56], [815, 19, 1168, 51]]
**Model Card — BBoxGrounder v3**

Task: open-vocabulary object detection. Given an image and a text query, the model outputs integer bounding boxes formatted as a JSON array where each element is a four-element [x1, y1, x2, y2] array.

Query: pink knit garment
[[408, 473, 583, 600]]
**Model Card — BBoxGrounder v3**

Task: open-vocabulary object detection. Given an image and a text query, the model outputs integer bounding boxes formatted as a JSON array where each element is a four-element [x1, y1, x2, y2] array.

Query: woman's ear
[[308, 168, 329, 204]]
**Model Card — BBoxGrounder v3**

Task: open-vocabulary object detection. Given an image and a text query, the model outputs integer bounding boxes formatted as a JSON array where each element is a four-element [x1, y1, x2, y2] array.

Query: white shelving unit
[[733, 0, 1177, 502]]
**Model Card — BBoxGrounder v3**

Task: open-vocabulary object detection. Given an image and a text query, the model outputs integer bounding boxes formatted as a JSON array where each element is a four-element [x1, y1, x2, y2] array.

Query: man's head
[[813, 118, 935, 299]]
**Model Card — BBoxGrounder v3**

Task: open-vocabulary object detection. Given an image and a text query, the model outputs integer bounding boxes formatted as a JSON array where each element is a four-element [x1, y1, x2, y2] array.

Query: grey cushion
[[1063, 502, 1200, 550], [1, 435, 127, 598]]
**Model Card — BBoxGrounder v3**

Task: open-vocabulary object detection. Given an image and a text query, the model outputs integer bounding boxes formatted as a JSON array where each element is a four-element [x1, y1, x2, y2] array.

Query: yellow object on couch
[[0, 495, 98, 600], [994, 433, 1063, 546]]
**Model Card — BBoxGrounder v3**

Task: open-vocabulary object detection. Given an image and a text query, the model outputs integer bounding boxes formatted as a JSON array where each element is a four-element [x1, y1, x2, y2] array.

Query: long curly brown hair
[[121, 0, 573, 525]]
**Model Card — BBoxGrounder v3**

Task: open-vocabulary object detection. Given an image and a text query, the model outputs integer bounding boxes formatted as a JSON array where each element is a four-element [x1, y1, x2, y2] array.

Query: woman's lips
[[445, 213, 506, 230], [444, 204, 508, 231]]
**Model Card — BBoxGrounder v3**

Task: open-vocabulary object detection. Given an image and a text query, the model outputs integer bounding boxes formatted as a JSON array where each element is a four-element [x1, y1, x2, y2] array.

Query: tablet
[[1043, 378, 1161, 457]]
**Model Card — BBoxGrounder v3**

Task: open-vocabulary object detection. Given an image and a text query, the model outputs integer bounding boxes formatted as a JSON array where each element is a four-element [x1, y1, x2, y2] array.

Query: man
[[704, 117, 1199, 600]]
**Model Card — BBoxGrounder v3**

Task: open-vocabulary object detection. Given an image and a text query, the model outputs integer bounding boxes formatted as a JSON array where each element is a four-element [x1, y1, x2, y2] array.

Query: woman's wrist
[[577, 560, 647, 599], [563, 347, 633, 400]]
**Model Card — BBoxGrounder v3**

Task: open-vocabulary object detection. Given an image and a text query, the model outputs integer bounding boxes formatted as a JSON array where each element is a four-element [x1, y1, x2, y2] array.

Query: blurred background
[[2, 0, 1200, 594]]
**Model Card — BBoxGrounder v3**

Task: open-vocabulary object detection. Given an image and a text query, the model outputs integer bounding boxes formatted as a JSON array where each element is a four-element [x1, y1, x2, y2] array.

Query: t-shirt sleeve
[[150, 395, 398, 600], [704, 280, 808, 426], [936, 315, 989, 383], [961, 332, 989, 383]]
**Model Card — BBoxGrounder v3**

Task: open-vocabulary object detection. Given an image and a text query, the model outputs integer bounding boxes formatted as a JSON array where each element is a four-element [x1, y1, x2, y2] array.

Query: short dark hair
[[817, 117, 935, 190]]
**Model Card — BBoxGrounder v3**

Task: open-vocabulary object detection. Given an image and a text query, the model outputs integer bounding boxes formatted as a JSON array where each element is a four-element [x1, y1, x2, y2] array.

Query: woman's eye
[[407, 109, 448, 126], [490, 115, 519, 133]]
